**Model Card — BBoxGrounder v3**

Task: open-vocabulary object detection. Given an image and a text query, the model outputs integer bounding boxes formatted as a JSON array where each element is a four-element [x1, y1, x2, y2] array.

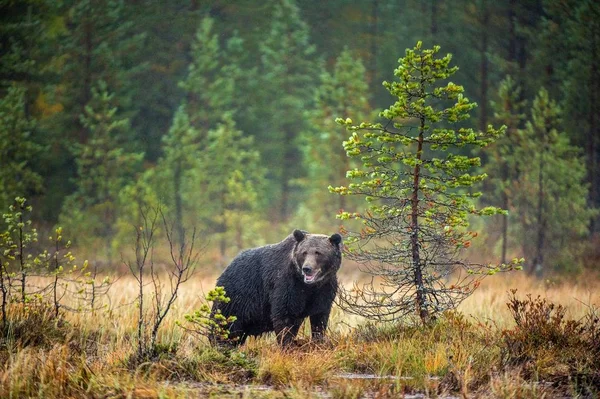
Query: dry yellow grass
[[59, 270, 600, 363], [1, 270, 598, 398]]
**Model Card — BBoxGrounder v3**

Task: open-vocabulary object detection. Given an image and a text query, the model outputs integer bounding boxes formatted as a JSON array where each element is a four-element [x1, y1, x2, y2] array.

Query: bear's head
[[292, 229, 342, 285]]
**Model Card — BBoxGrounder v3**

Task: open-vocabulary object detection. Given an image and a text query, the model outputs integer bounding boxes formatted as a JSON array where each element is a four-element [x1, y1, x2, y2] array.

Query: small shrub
[[178, 286, 237, 345], [501, 290, 600, 390]]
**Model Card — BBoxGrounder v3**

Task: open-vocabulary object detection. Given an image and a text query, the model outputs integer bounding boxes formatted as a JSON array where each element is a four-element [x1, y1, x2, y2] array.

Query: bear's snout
[[301, 261, 321, 284]]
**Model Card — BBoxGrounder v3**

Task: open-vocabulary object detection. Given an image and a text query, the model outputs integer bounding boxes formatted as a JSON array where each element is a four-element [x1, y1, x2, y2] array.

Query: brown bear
[[211, 229, 342, 345]]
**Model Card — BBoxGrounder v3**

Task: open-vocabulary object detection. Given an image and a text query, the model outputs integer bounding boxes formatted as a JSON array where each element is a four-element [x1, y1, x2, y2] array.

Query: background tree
[[179, 17, 227, 131], [512, 89, 595, 275], [198, 115, 267, 261], [1, 0, 599, 277], [156, 106, 200, 244], [126, 2, 201, 162], [59, 82, 143, 264], [254, 0, 318, 221], [162, 17, 261, 250], [484, 76, 526, 263], [0, 86, 42, 211], [299, 48, 371, 230], [546, 0, 600, 235], [333, 42, 517, 324]]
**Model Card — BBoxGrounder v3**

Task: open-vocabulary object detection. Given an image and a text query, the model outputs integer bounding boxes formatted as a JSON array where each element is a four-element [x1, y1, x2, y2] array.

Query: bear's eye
[[302, 251, 308, 256], [315, 251, 321, 256]]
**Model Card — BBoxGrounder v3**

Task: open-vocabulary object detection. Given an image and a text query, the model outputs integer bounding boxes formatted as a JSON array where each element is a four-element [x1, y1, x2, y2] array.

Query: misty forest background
[[1, 0, 599, 277]]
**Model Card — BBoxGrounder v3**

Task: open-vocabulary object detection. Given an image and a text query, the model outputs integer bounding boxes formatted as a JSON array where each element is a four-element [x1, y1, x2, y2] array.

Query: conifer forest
[[0, 1, 599, 397]]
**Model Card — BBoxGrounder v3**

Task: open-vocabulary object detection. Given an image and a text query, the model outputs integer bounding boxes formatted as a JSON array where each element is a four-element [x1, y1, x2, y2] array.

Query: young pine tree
[[512, 88, 595, 275], [333, 42, 520, 324]]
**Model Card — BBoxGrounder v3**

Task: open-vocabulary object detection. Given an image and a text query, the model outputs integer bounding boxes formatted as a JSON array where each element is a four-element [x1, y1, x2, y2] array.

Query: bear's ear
[[293, 230, 306, 242], [329, 233, 342, 246]]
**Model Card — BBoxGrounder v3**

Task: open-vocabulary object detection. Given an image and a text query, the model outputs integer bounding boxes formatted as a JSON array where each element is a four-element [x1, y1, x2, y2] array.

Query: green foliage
[[253, 0, 318, 220], [332, 42, 520, 323], [55, 0, 145, 126], [154, 105, 201, 242], [180, 17, 228, 129], [198, 115, 267, 255], [299, 48, 371, 230], [539, 0, 600, 234], [1, 197, 38, 304], [59, 82, 143, 261], [0, 198, 110, 328], [160, 17, 267, 253], [511, 88, 596, 274], [178, 286, 237, 343], [180, 16, 250, 130], [483, 76, 527, 261], [0, 86, 42, 211], [0, 0, 598, 276]]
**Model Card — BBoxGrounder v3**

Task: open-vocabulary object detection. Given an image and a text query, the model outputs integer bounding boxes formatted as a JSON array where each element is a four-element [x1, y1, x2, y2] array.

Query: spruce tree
[[157, 105, 201, 244], [198, 115, 266, 260], [0, 86, 42, 210], [256, 0, 317, 220], [60, 82, 143, 263], [165, 17, 261, 249], [301, 48, 371, 229], [512, 88, 595, 275], [178, 17, 223, 130], [553, 1, 600, 234], [485, 76, 526, 263], [56, 0, 144, 143], [179, 17, 249, 130], [333, 42, 519, 324]]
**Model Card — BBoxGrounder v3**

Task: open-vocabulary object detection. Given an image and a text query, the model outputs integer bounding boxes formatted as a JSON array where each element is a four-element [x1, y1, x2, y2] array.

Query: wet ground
[[170, 373, 458, 398]]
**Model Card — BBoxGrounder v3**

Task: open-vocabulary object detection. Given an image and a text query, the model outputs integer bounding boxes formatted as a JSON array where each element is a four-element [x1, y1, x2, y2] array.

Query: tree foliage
[[484, 76, 527, 263], [254, 0, 318, 220], [0, 0, 598, 275], [198, 115, 267, 258], [332, 42, 520, 324], [511, 89, 596, 274], [0, 86, 42, 211], [300, 48, 371, 230], [59, 82, 143, 261]]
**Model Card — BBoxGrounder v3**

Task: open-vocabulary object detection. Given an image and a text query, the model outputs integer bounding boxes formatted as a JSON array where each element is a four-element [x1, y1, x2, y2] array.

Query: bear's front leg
[[274, 318, 302, 346], [310, 311, 330, 342]]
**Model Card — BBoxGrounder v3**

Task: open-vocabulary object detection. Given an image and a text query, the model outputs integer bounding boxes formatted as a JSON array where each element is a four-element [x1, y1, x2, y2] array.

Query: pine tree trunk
[[412, 117, 428, 325]]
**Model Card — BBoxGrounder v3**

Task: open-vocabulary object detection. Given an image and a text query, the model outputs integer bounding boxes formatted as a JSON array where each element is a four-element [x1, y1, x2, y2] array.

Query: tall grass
[[0, 273, 597, 398]]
